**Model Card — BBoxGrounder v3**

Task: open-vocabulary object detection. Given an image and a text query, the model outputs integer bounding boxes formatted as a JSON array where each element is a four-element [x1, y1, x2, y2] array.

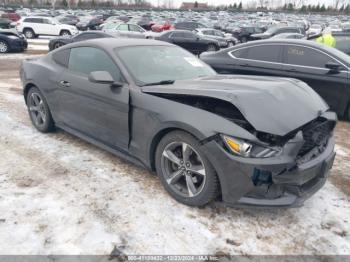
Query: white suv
[[16, 16, 78, 39]]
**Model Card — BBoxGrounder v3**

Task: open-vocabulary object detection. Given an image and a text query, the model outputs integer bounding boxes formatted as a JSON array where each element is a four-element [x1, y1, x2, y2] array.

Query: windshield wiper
[[142, 80, 175, 86]]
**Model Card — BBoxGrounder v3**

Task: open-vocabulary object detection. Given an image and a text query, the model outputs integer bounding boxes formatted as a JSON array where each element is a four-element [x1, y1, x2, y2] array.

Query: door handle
[[59, 80, 70, 87]]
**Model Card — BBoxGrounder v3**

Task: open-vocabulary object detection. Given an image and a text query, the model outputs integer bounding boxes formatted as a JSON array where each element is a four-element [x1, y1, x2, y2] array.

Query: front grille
[[298, 119, 334, 157]]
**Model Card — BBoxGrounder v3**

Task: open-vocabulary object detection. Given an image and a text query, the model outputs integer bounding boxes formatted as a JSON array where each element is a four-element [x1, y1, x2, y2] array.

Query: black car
[[225, 25, 265, 43], [0, 29, 27, 53], [48, 31, 114, 51], [250, 26, 305, 40], [174, 21, 208, 31], [20, 39, 336, 208], [76, 17, 102, 31], [308, 32, 350, 55], [201, 39, 350, 119], [155, 30, 220, 54]]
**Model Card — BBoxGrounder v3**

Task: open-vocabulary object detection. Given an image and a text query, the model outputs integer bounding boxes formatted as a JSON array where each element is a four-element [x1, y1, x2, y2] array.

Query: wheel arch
[[23, 82, 38, 104], [148, 126, 203, 171]]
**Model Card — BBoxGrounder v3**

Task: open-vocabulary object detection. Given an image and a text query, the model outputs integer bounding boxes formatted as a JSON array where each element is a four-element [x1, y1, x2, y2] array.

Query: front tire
[[26, 87, 54, 133], [155, 131, 219, 206], [0, 40, 9, 53], [206, 44, 217, 52]]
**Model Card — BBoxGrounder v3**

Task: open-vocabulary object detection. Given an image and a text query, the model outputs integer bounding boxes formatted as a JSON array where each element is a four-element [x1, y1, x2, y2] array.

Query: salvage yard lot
[[0, 52, 349, 255]]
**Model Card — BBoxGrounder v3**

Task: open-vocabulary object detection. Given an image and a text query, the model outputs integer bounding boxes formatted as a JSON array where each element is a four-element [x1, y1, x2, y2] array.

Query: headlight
[[222, 135, 281, 158]]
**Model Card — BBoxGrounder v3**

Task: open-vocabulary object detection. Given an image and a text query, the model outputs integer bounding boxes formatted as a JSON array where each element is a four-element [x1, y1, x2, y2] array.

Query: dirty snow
[[0, 56, 349, 255]]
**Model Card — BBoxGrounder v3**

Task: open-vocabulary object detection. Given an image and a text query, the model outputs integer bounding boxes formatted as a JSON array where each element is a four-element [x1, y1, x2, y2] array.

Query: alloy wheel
[[29, 92, 46, 128], [207, 44, 216, 52], [0, 41, 8, 53], [161, 142, 206, 198]]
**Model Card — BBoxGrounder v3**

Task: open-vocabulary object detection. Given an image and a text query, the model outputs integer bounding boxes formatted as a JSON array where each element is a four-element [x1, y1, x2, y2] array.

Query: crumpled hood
[[141, 75, 329, 136]]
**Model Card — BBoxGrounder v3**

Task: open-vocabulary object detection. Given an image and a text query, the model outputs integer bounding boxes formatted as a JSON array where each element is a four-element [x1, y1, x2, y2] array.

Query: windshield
[[116, 46, 216, 86]]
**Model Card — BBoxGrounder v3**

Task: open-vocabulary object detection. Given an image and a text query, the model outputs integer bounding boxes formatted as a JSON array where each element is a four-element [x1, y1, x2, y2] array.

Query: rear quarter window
[[52, 48, 70, 68]]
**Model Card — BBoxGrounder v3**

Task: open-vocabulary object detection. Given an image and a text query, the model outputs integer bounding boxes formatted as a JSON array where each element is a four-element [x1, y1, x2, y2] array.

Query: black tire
[[207, 44, 217, 52], [60, 30, 71, 36], [241, 36, 247, 43], [53, 42, 64, 50], [26, 87, 55, 133], [0, 40, 9, 53], [23, 28, 35, 39], [155, 131, 219, 206]]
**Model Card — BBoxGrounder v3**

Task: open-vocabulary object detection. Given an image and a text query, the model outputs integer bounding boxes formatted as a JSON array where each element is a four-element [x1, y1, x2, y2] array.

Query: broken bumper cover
[[201, 135, 335, 208]]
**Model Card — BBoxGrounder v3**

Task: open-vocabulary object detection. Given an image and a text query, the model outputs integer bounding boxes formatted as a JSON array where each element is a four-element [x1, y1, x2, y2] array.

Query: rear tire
[[0, 40, 9, 53], [23, 28, 35, 39], [26, 87, 55, 133], [155, 131, 219, 206], [241, 36, 247, 43], [60, 30, 71, 36], [346, 103, 350, 120]]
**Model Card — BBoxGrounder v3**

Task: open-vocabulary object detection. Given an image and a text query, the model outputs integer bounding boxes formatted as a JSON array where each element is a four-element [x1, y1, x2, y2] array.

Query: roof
[[60, 38, 173, 51]]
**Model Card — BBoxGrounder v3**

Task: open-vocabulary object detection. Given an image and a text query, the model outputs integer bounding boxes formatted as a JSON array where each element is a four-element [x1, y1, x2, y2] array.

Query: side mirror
[[325, 62, 341, 72], [88, 71, 123, 87]]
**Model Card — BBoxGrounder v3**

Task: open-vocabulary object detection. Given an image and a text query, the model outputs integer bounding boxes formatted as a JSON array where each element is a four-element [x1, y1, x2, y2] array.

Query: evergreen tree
[[238, 1, 242, 10], [233, 3, 237, 9], [194, 1, 198, 8]]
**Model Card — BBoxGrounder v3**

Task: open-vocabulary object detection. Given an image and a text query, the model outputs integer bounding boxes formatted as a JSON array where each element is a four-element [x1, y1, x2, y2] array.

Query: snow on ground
[[0, 60, 349, 256]]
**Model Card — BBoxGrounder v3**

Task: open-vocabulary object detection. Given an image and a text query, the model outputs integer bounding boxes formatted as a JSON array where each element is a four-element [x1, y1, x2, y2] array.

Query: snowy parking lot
[[0, 52, 349, 256]]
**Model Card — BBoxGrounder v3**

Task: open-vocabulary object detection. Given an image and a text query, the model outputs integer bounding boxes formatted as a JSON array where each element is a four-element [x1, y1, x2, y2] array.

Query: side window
[[129, 24, 142, 32], [233, 45, 281, 62], [170, 32, 183, 38], [183, 32, 196, 39], [231, 48, 249, 59], [334, 36, 350, 54], [68, 47, 122, 82], [284, 46, 336, 68], [33, 18, 43, 24], [117, 24, 129, 31], [42, 19, 51, 24], [52, 48, 70, 67]]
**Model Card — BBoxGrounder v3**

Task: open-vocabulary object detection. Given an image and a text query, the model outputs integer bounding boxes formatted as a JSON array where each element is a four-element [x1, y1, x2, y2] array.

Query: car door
[[116, 23, 130, 38], [41, 18, 55, 35], [57, 46, 130, 150], [282, 44, 349, 114], [128, 24, 145, 39], [169, 32, 187, 49], [183, 31, 203, 53], [227, 44, 284, 76]]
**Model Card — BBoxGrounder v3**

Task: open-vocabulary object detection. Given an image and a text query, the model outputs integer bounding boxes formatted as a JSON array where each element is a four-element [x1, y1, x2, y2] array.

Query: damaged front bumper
[[201, 133, 336, 208]]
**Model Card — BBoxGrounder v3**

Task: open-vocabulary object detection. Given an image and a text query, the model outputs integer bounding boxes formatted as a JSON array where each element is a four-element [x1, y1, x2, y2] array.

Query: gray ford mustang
[[20, 39, 336, 207]]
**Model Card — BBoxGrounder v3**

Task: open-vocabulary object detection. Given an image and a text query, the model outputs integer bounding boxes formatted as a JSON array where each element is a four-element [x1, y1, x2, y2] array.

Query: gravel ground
[[0, 53, 349, 255]]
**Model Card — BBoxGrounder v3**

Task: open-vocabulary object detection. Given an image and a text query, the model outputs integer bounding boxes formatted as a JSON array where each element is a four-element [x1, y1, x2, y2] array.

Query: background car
[[0, 18, 11, 29], [226, 25, 265, 43], [195, 28, 238, 47], [154, 30, 220, 54], [271, 33, 305, 39], [1, 12, 20, 22], [0, 28, 27, 53], [48, 31, 115, 51], [102, 22, 146, 38], [174, 21, 208, 31], [76, 16, 102, 31], [151, 20, 172, 32], [201, 39, 350, 119], [250, 26, 305, 40], [16, 16, 78, 38]]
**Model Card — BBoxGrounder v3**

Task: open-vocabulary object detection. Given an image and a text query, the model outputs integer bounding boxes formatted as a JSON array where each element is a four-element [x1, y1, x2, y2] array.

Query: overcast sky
[[151, 0, 337, 8]]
